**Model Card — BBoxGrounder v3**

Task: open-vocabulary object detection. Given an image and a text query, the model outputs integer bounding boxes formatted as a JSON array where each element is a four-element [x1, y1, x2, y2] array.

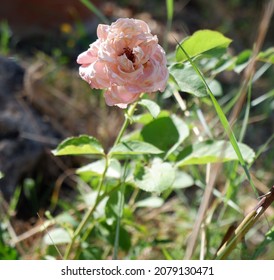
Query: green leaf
[[0, 171, 3, 179], [207, 79, 223, 96], [141, 116, 178, 151], [43, 228, 71, 245], [132, 110, 170, 125], [169, 63, 207, 97], [166, 114, 190, 156], [211, 55, 235, 75], [105, 190, 124, 218], [78, 245, 103, 260], [55, 213, 78, 227], [0, 240, 18, 260], [177, 43, 249, 167], [135, 196, 164, 208], [109, 140, 163, 156], [176, 29, 232, 62], [83, 192, 108, 219], [172, 171, 194, 189], [141, 115, 189, 153], [52, 135, 104, 156], [106, 224, 131, 252], [176, 140, 255, 166], [170, 63, 223, 97], [132, 158, 176, 193], [177, 42, 257, 194], [138, 99, 161, 119], [258, 47, 274, 64], [132, 113, 154, 125], [233, 49, 252, 73], [77, 159, 121, 179]]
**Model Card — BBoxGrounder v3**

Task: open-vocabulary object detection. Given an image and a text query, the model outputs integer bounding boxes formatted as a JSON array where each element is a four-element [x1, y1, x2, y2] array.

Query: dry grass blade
[[184, 162, 222, 259], [9, 219, 54, 246], [215, 185, 274, 259]]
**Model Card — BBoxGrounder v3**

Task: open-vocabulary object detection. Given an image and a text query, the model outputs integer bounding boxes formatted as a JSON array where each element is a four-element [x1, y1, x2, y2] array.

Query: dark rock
[[0, 56, 61, 210], [0, 56, 24, 97]]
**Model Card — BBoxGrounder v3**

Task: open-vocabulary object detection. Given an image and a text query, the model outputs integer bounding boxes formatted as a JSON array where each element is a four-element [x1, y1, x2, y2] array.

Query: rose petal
[[104, 86, 141, 108]]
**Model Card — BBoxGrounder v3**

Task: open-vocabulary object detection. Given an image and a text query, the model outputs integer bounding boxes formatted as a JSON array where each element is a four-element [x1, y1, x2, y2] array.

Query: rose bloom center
[[121, 47, 135, 63]]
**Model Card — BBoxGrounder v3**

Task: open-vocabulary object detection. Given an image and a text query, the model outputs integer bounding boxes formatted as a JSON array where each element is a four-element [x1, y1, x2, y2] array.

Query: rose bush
[[77, 18, 169, 108]]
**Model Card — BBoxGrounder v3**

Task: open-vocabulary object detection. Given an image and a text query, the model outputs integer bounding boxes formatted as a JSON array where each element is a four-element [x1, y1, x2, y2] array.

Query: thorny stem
[[64, 98, 141, 259]]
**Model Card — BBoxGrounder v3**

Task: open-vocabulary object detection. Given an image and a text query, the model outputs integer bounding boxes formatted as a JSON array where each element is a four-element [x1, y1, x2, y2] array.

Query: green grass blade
[[252, 133, 274, 164], [0, 20, 11, 55], [112, 186, 124, 260], [176, 42, 257, 194], [251, 88, 274, 107], [166, 0, 174, 22], [164, 0, 174, 50], [80, 0, 109, 24], [239, 81, 252, 142], [113, 162, 129, 260]]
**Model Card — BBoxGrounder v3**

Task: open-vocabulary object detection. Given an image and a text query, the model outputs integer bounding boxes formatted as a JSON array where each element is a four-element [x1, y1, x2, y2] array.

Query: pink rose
[[77, 18, 169, 108]]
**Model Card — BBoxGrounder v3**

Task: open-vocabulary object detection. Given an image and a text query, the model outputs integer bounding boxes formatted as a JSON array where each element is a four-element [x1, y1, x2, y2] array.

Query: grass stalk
[[215, 186, 274, 259]]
